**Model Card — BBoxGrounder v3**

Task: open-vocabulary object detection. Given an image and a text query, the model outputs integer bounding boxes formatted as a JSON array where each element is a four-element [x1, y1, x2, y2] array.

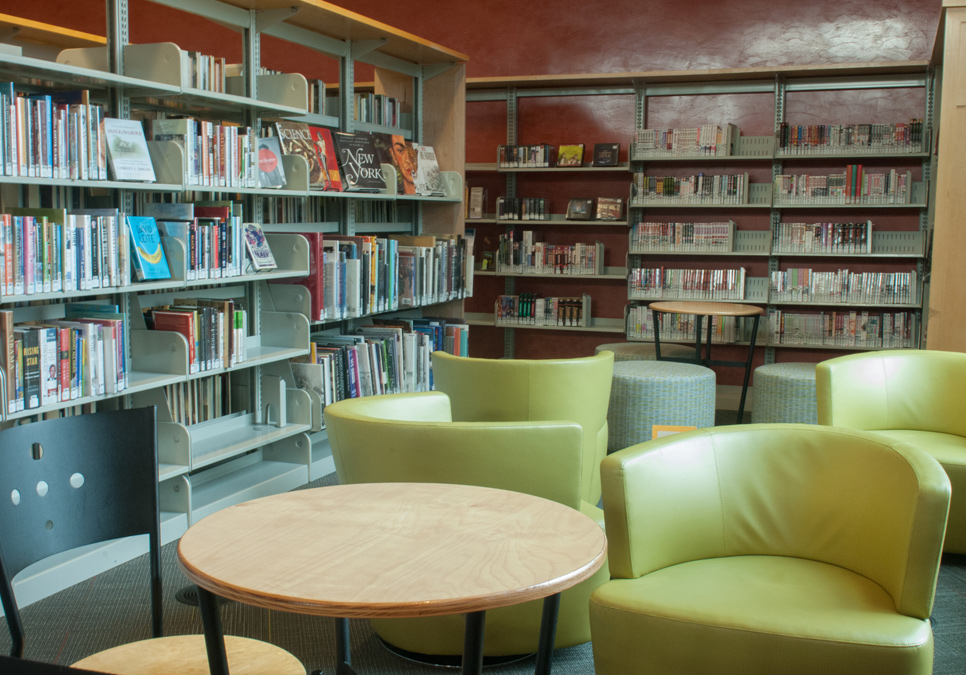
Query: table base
[[197, 587, 563, 675]]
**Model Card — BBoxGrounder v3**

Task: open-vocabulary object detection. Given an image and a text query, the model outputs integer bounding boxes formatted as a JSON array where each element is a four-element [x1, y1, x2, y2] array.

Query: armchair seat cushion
[[591, 555, 933, 674]]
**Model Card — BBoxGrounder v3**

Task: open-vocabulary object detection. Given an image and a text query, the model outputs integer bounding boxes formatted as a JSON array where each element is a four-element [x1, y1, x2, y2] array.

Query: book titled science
[[126, 215, 171, 281], [332, 131, 387, 192]]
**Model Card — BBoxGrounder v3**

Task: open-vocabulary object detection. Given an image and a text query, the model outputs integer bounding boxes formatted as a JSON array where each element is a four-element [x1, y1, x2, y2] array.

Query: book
[[412, 144, 446, 196], [243, 222, 277, 271], [593, 142, 620, 167], [331, 131, 387, 192], [557, 144, 585, 167], [104, 117, 156, 182], [468, 187, 486, 219], [595, 197, 623, 221], [566, 198, 594, 220], [274, 121, 341, 191], [126, 216, 171, 281], [256, 135, 287, 188]]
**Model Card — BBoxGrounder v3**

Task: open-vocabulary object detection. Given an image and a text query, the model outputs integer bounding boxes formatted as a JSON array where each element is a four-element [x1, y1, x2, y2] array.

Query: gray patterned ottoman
[[751, 362, 818, 424], [607, 360, 716, 453]]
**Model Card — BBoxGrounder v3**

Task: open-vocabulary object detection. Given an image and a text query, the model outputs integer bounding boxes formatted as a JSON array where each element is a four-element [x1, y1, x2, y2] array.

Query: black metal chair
[[0, 407, 304, 674]]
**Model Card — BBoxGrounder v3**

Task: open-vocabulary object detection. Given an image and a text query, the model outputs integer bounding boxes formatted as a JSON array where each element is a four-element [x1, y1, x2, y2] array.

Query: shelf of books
[[464, 62, 931, 366], [0, 0, 469, 605]]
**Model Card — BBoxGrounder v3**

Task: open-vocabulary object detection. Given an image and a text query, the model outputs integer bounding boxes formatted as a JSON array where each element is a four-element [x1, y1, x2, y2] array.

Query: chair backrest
[[431, 351, 614, 504], [816, 349, 966, 436], [323, 391, 585, 508], [0, 407, 161, 657], [600, 423, 950, 620]]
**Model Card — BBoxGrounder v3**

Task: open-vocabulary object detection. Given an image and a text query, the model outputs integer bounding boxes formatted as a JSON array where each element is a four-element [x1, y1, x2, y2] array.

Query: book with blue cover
[[126, 216, 171, 281]]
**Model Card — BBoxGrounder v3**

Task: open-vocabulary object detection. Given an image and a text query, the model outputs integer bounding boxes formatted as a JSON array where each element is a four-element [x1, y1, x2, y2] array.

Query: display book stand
[[0, 0, 467, 611], [462, 63, 930, 358]]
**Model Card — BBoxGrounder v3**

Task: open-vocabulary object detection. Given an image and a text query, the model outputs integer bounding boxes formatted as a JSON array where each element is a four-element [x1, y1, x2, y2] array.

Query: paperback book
[[332, 131, 387, 193], [104, 118, 156, 182], [243, 222, 277, 271], [557, 144, 585, 167], [593, 142, 620, 167], [413, 144, 446, 196], [256, 135, 287, 188], [126, 215, 171, 281]]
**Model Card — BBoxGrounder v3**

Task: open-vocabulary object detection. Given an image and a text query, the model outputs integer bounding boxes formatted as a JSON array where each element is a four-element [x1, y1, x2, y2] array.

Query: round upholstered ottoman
[[751, 362, 818, 424], [595, 341, 693, 362], [607, 361, 716, 453]]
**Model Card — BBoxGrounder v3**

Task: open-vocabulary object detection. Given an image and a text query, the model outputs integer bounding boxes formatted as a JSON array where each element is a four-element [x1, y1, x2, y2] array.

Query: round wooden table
[[177, 482, 608, 675], [648, 301, 766, 423]]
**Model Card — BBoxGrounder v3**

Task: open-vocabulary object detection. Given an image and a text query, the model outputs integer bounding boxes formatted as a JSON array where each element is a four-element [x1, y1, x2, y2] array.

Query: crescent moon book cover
[[126, 215, 172, 281]]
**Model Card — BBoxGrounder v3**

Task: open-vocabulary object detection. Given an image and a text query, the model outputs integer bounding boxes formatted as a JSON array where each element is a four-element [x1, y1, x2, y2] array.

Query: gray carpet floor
[[4, 412, 966, 673]]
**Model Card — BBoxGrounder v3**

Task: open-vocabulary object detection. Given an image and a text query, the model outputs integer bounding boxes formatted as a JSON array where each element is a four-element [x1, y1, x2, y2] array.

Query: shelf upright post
[[764, 76, 787, 364], [503, 87, 519, 357]]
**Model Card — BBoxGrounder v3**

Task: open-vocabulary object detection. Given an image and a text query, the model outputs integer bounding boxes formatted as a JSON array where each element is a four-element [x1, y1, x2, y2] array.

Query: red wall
[[20, 0, 943, 372]]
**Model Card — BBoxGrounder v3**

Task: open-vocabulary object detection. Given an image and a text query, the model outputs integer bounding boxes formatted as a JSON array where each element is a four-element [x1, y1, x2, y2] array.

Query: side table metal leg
[[197, 587, 230, 675], [694, 316, 704, 363], [462, 611, 486, 675], [737, 313, 761, 423], [534, 593, 561, 675], [652, 311, 663, 359]]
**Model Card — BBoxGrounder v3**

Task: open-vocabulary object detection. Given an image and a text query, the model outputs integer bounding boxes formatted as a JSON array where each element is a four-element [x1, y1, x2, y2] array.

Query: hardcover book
[[126, 216, 171, 281], [104, 118, 156, 182], [274, 121, 342, 191], [243, 222, 277, 271], [557, 144, 585, 167], [593, 142, 620, 167], [256, 135, 287, 188], [332, 131, 387, 193], [413, 144, 446, 196]]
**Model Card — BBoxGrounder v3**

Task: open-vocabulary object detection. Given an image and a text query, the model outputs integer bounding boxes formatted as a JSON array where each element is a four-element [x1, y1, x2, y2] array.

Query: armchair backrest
[[430, 351, 614, 504], [601, 424, 950, 620], [323, 391, 585, 508], [816, 349, 966, 436], [0, 407, 162, 657]]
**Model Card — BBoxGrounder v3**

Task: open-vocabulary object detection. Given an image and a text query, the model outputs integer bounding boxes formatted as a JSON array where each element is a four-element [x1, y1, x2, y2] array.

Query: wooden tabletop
[[649, 301, 765, 317], [177, 483, 607, 619]]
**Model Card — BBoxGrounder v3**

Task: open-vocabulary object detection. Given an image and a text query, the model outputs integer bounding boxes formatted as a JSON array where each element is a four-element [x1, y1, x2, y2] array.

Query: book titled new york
[[126, 216, 171, 281], [104, 118, 157, 182], [256, 135, 287, 188], [243, 222, 277, 271], [332, 131, 387, 193]]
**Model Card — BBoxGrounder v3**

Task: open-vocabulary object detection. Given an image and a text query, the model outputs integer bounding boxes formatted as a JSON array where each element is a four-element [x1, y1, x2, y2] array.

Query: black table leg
[[652, 310, 662, 359], [335, 617, 355, 675], [197, 586, 229, 675], [462, 611, 486, 675], [534, 593, 561, 675], [736, 313, 761, 423]]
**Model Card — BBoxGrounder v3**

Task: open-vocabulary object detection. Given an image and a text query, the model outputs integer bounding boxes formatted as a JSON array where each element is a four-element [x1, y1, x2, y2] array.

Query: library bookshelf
[[0, 0, 467, 610], [463, 62, 932, 378]]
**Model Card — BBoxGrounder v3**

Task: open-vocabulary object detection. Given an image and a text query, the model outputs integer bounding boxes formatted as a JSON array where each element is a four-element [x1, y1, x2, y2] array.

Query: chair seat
[[591, 555, 932, 675], [71, 635, 305, 675]]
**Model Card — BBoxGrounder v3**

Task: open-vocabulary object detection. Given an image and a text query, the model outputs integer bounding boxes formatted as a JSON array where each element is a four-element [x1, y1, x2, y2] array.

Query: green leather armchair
[[590, 424, 949, 675], [323, 389, 611, 658], [431, 350, 614, 513], [816, 349, 966, 553]]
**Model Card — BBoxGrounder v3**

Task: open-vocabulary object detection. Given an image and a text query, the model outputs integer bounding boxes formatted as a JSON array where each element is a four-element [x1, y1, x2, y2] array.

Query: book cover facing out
[[104, 117, 156, 182], [275, 121, 342, 191], [256, 135, 287, 188], [332, 131, 387, 192], [126, 216, 171, 281], [243, 222, 278, 271]]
